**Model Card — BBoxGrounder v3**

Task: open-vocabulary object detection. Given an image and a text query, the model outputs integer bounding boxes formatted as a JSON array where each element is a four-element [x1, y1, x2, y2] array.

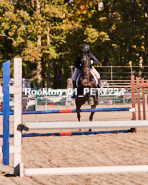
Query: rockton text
[[25, 88, 125, 96]]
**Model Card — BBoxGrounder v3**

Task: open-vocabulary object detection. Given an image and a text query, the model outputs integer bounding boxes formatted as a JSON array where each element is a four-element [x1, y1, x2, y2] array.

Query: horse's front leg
[[89, 104, 96, 131], [76, 99, 81, 121], [77, 112, 80, 121], [76, 99, 82, 132], [89, 104, 96, 121]]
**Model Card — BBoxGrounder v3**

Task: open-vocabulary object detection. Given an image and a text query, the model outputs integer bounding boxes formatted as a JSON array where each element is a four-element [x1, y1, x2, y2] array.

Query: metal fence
[[95, 66, 148, 81]]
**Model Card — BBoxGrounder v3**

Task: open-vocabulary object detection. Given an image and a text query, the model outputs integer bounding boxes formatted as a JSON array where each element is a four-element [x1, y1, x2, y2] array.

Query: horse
[[75, 52, 99, 123]]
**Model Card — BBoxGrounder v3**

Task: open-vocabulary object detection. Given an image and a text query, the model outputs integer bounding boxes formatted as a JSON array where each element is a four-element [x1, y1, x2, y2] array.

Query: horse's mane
[[80, 51, 91, 70]]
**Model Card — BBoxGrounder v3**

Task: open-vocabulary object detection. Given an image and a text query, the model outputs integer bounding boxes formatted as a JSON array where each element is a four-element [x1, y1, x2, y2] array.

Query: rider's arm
[[74, 54, 82, 70], [90, 53, 99, 65]]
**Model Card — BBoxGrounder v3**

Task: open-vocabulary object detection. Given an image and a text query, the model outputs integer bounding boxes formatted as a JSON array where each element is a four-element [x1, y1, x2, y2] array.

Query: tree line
[[0, 0, 148, 88]]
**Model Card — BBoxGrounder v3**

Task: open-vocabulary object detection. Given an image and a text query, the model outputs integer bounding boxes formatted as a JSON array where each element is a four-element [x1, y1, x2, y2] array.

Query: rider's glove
[[91, 60, 93, 64]]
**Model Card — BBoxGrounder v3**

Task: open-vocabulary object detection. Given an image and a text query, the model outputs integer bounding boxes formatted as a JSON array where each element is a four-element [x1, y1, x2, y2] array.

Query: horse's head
[[80, 53, 91, 73]]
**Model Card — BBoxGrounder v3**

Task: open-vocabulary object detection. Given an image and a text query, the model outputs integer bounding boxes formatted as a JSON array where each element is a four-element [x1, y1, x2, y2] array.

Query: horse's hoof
[[89, 129, 92, 132], [89, 116, 93, 121], [95, 100, 98, 105]]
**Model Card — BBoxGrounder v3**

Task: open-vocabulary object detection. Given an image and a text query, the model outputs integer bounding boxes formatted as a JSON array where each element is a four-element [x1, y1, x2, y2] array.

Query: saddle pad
[[76, 72, 98, 87], [90, 71, 98, 85]]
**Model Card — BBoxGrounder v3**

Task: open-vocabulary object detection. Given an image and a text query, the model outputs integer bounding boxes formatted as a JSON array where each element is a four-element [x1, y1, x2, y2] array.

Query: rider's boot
[[98, 78, 102, 88], [71, 81, 77, 99]]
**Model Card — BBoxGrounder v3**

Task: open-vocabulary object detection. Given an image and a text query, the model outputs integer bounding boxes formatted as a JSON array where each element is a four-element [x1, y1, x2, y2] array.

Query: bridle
[[80, 54, 91, 74]]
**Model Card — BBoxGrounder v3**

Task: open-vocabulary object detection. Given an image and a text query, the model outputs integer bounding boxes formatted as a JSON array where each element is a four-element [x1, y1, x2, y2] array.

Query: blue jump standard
[[0, 129, 130, 138], [0, 107, 131, 115], [3, 60, 10, 165]]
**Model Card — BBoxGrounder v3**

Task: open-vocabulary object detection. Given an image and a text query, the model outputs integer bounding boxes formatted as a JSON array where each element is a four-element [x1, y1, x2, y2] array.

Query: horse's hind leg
[[89, 105, 96, 131]]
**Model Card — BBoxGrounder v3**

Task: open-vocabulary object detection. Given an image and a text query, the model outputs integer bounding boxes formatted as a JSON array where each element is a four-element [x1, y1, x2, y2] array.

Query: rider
[[71, 43, 101, 98]]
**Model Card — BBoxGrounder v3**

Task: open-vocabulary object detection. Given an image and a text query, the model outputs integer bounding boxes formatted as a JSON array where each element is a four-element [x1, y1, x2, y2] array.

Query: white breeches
[[72, 67, 100, 81]]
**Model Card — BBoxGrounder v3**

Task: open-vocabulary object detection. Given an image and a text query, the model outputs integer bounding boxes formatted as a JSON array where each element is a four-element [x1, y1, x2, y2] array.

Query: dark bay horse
[[75, 52, 99, 122]]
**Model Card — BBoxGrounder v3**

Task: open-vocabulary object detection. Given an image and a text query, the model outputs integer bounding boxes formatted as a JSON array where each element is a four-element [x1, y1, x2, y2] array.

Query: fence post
[[131, 75, 136, 120], [136, 77, 141, 120], [141, 79, 146, 120]]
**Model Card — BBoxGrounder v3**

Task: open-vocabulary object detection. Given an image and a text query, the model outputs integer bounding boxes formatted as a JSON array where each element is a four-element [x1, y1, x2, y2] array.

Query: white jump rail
[[25, 165, 148, 176], [26, 120, 148, 130]]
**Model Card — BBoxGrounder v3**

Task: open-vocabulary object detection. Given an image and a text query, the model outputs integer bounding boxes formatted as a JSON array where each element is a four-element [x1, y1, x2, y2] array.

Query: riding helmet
[[81, 43, 89, 51]]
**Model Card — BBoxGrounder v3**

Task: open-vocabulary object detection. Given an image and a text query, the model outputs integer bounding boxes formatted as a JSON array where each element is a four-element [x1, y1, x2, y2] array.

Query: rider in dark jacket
[[74, 52, 99, 71], [71, 44, 101, 98]]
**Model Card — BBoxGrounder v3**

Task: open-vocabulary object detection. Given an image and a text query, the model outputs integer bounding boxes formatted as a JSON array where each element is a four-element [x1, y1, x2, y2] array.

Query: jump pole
[[25, 165, 148, 176], [0, 107, 134, 115], [0, 129, 130, 138], [25, 120, 148, 130]]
